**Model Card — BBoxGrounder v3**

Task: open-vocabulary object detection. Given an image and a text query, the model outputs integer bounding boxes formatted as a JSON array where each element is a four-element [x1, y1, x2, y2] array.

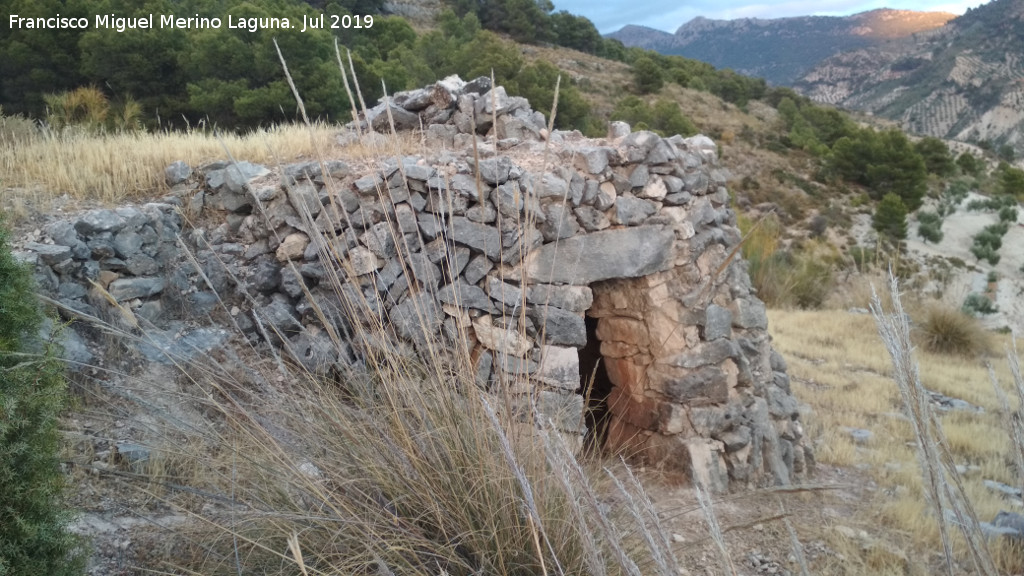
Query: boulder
[[525, 226, 675, 285]]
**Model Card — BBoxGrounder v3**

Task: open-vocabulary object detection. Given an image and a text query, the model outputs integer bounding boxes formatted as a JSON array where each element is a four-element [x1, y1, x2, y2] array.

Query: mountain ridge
[[606, 8, 954, 86], [794, 0, 1024, 153]]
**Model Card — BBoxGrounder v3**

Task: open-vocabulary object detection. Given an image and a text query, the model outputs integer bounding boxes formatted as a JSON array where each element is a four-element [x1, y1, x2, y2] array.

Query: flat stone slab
[[524, 225, 675, 285]]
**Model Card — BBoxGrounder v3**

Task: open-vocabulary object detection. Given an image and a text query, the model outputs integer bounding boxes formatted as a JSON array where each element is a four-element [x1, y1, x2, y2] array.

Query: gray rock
[[665, 366, 728, 403], [487, 277, 525, 309], [539, 203, 579, 241], [280, 268, 307, 299], [466, 202, 498, 224], [840, 427, 872, 444], [621, 131, 660, 163], [574, 147, 610, 174], [462, 255, 493, 285], [57, 281, 87, 300], [24, 242, 72, 266], [165, 161, 192, 186], [730, 298, 768, 330], [108, 277, 165, 301], [437, 281, 494, 312], [538, 173, 569, 199], [391, 292, 443, 346], [767, 385, 799, 418], [361, 221, 398, 259], [594, 182, 617, 211], [704, 304, 732, 340], [252, 260, 283, 292], [525, 225, 675, 285], [496, 352, 539, 375], [573, 206, 610, 232], [475, 350, 493, 387], [125, 254, 160, 276], [646, 139, 677, 164], [450, 216, 502, 260], [287, 328, 342, 373], [719, 426, 752, 452], [447, 173, 487, 201], [478, 156, 513, 185], [667, 340, 739, 369], [528, 305, 586, 347], [370, 103, 419, 132], [354, 173, 384, 195], [287, 181, 323, 218], [43, 221, 90, 259], [116, 442, 151, 467], [535, 345, 580, 390], [405, 252, 441, 289], [223, 161, 270, 194], [260, 296, 302, 337], [139, 326, 229, 364], [613, 196, 658, 226], [981, 511, 1024, 540], [418, 211, 444, 239], [628, 164, 650, 189], [526, 284, 593, 313], [112, 230, 144, 259], [75, 210, 126, 236]]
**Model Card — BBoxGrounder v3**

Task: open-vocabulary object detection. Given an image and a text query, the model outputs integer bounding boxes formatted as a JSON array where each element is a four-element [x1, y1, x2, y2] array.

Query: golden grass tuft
[[914, 302, 991, 358]]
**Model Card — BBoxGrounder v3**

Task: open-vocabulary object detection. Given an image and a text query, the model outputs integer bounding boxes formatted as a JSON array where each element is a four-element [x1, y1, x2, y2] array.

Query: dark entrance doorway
[[578, 315, 613, 451]]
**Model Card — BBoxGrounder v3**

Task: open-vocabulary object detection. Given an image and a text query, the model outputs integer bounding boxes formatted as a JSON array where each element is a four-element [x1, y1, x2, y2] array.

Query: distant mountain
[[607, 9, 954, 86], [794, 0, 1024, 153]]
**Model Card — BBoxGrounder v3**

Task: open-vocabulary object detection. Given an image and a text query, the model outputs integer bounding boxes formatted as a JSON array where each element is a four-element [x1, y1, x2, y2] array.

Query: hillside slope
[[607, 9, 953, 85], [795, 0, 1024, 153]]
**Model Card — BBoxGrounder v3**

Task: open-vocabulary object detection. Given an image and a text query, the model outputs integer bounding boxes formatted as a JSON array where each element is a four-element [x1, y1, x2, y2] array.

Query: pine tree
[[873, 193, 908, 244], [0, 223, 86, 576]]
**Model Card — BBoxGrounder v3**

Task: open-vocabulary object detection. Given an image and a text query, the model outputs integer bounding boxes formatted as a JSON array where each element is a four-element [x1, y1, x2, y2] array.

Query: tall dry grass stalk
[[989, 338, 1024, 503], [870, 272, 998, 576]]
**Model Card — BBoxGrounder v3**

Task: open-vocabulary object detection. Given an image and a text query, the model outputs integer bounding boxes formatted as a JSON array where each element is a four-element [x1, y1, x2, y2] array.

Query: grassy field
[[769, 301, 1024, 574]]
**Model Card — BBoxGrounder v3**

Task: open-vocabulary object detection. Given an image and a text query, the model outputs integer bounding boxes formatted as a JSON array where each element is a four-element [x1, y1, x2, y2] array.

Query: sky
[[560, 0, 993, 34]]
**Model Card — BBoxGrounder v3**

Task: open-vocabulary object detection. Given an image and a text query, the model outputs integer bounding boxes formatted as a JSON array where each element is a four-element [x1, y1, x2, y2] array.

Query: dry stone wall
[[17, 75, 809, 491]]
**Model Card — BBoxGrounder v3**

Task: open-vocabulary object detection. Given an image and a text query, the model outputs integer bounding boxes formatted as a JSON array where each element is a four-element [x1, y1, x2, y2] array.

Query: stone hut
[[18, 75, 808, 491]]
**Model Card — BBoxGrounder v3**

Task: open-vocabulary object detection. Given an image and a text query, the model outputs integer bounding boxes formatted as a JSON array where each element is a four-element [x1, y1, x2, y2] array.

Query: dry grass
[[769, 300, 1023, 574], [0, 123, 339, 204]]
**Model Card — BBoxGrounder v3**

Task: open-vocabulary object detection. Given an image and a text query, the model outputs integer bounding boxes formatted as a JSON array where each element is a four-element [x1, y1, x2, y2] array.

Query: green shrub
[[970, 243, 1000, 266], [630, 56, 663, 94], [962, 293, 998, 316], [998, 205, 1018, 223], [915, 303, 990, 356], [918, 221, 943, 244], [0, 224, 86, 576]]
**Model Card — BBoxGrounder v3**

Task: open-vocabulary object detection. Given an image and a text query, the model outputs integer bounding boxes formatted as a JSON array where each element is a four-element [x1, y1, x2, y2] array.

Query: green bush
[[998, 205, 1018, 223], [918, 221, 943, 244], [962, 293, 998, 316], [630, 56, 663, 94], [0, 224, 86, 576]]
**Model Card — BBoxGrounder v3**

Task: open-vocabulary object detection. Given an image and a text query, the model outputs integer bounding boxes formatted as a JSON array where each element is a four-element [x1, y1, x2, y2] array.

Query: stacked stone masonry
[[17, 75, 809, 491]]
